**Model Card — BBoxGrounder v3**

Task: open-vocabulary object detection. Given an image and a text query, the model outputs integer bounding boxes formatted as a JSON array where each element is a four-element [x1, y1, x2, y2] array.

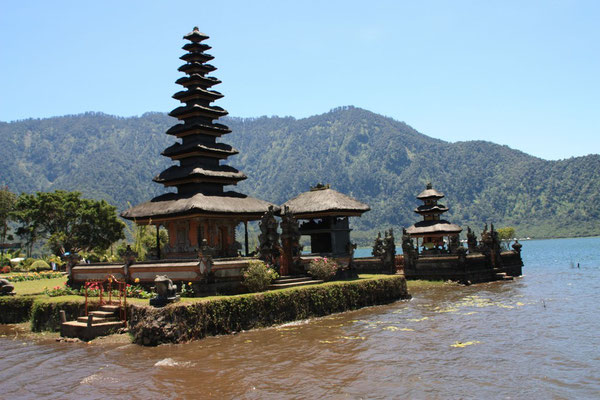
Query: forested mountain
[[1, 107, 598, 242]]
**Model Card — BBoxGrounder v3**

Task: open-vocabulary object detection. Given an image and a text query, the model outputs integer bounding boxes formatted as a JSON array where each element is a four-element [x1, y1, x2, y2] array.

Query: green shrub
[[308, 257, 339, 281], [0, 296, 35, 323], [30, 260, 51, 272], [30, 299, 89, 332], [129, 275, 410, 345], [15, 258, 36, 271], [242, 260, 278, 292]]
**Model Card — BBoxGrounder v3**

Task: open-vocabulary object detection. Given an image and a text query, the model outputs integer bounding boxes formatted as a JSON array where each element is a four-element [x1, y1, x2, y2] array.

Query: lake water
[[1, 237, 599, 399]]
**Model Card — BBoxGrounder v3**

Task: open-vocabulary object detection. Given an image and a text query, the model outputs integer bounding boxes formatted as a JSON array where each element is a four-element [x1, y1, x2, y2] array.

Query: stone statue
[[149, 275, 180, 307], [382, 229, 397, 274], [0, 278, 15, 296], [280, 206, 302, 275], [258, 206, 281, 269], [449, 234, 460, 254], [512, 240, 522, 253], [466, 226, 478, 253], [280, 206, 302, 257], [372, 232, 383, 258]]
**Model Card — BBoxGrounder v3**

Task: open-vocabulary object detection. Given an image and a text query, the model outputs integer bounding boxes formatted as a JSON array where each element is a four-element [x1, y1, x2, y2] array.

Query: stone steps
[[61, 320, 125, 341], [495, 272, 514, 281], [269, 275, 324, 290], [61, 302, 125, 341]]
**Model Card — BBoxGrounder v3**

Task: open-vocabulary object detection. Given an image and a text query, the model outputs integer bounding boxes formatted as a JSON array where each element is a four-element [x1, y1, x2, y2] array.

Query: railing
[[84, 274, 127, 326]]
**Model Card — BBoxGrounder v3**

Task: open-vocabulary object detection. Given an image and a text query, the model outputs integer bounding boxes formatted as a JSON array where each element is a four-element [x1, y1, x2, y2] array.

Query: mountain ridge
[[1, 106, 598, 242]]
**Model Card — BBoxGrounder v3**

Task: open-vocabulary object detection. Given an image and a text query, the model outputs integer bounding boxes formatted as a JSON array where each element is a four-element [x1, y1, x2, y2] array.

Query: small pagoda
[[406, 183, 462, 252], [122, 27, 274, 258], [282, 184, 370, 255]]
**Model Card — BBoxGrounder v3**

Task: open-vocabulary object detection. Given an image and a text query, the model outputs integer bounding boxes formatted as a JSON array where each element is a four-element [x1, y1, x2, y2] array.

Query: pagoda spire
[[155, 27, 246, 195], [414, 183, 449, 222]]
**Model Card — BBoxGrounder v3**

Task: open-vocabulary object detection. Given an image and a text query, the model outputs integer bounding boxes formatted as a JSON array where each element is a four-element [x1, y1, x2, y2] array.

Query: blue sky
[[1, 0, 598, 160]]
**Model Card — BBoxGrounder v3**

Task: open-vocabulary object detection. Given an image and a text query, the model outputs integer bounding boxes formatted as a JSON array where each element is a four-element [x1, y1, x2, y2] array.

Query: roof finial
[[193, 26, 199, 31], [426, 182, 432, 190]]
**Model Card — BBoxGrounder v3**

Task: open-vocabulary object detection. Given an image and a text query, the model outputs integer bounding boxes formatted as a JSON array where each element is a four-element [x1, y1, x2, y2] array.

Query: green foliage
[[30, 259, 51, 271], [129, 275, 409, 345], [12, 190, 125, 256], [497, 227, 516, 241], [308, 257, 339, 281], [15, 257, 36, 271], [0, 296, 35, 324], [180, 281, 196, 297], [119, 224, 168, 261], [2, 271, 64, 282], [126, 284, 153, 299], [0, 108, 598, 240], [30, 298, 88, 332], [242, 260, 278, 292], [43, 284, 78, 297], [0, 186, 17, 256]]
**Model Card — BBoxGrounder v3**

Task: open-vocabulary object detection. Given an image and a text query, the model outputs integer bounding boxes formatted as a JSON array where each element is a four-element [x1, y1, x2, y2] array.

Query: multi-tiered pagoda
[[406, 183, 462, 251], [122, 27, 274, 258]]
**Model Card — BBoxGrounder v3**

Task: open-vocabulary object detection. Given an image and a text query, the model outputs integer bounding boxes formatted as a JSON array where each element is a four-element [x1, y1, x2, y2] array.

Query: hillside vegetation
[[1, 106, 598, 242]]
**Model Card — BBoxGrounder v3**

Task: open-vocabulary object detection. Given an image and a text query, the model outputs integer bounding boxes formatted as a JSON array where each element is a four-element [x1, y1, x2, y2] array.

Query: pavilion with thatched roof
[[122, 28, 275, 258], [282, 184, 370, 255], [406, 183, 462, 252]]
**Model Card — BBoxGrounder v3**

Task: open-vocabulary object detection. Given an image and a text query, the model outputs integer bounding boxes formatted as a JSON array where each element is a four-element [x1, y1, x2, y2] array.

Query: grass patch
[[12, 277, 68, 295], [406, 279, 446, 290], [177, 274, 397, 304]]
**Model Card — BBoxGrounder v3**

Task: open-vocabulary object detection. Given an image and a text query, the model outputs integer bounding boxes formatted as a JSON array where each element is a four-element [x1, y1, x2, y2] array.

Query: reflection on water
[[1, 237, 599, 399]]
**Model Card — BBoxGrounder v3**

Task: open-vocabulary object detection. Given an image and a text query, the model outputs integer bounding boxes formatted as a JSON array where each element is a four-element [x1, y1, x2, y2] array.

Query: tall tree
[[0, 186, 17, 257], [13, 190, 125, 256]]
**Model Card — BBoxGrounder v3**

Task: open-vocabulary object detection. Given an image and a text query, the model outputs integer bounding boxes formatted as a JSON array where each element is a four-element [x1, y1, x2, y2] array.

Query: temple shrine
[[406, 183, 462, 253], [122, 27, 274, 259], [282, 184, 370, 255]]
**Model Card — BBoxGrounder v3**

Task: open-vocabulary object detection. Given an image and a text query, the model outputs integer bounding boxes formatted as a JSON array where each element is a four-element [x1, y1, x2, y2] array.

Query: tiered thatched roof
[[121, 191, 276, 223], [121, 27, 273, 222]]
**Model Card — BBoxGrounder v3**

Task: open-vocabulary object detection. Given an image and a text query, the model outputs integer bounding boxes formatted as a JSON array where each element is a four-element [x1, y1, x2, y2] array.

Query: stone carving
[[280, 206, 302, 275], [382, 229, 397, 274], [512, 240, 522, 253], [479, 223, 502, 268], [372, 232, 383, 257], [258, 206, 281, 269], [466, 226, 478, 253], [449, 234, 460, 254], [0, 278, 15, 296], [150, 275, 180, 307], [280, 206, 302, 257]]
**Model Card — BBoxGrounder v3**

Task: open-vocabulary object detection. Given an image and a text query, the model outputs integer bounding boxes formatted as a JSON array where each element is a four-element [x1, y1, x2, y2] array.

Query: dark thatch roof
[[182, 42, 211, 53], [162, 142, 238, 159], [178, 62, 217, 75], [172, 87, 223, 102], [184, 27, 209, 42], [406, 220, 462, 236], [282, 187, 370, 219], [166, 121, 230, 136], [417, 183, 444, 200], [154, 165, 246, 184], [121, 191, 276, 221], [175, 74, 221, 88], [414, 204, 449, 214], [169, 104, 227, 119]]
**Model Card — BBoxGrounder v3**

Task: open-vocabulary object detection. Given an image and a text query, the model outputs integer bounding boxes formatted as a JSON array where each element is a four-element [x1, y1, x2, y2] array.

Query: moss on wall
[[129, 275, 410, 346]]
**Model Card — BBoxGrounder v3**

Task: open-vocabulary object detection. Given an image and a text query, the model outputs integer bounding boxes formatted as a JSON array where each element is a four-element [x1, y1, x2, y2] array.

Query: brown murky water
[[1, 238, 600, 399]]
